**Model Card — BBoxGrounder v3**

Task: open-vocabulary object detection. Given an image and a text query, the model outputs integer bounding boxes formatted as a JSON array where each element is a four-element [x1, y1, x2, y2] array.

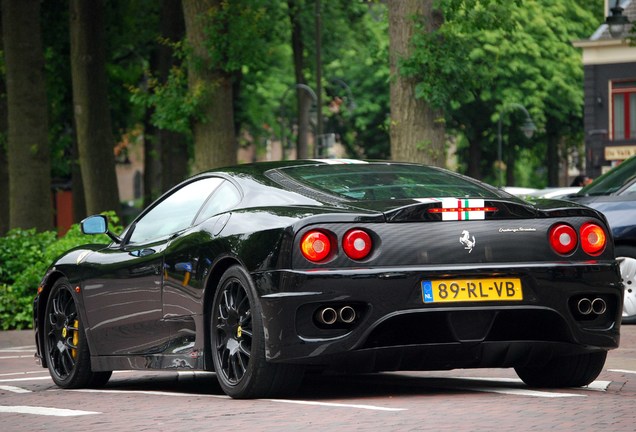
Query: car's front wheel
[[43, 277, 111, 388], [514, 351, 606, 388], [616, 245, 636, 324], [210, 266, 303, 399]]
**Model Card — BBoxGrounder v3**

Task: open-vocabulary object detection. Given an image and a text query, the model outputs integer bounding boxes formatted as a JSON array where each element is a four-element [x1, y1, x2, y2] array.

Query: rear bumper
[[255, 262, 622, 369]]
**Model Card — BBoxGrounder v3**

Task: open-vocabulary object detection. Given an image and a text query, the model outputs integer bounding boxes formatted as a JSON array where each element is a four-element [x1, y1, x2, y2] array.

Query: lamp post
[[606, 0, 630, 38], [497, 103, 537, 187], [279, 83, 318, 160]]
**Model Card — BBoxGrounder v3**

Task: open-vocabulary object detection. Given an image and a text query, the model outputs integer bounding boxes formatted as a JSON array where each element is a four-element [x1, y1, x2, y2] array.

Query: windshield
[[577, 156, 636, 196], [277, 163, 501, 200]]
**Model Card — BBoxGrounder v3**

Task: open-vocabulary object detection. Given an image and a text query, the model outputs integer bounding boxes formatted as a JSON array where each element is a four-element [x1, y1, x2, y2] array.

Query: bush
[[0, 212, 122, 330]]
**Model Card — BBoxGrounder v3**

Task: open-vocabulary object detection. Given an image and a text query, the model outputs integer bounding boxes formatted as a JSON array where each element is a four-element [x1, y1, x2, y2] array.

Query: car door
[[162, 180, 242, 340], [82, 177, 225, 356]]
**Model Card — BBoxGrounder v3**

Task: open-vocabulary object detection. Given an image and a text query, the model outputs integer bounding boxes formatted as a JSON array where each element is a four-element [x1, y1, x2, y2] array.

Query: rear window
[[277, 163, 499, 200]]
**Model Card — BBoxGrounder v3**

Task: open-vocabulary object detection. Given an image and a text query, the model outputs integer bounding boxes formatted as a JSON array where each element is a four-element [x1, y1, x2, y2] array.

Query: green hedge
[[0, 212, 122, 330]]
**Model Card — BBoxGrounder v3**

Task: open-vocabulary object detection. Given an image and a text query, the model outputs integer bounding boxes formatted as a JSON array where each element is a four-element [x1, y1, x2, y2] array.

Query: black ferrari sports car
[[34, 159, 623, 399]]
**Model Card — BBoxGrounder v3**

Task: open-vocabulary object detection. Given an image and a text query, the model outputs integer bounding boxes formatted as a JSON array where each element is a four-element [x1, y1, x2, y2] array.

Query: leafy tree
[[388, 0, 445, 166], [182, 0, 277, 172], [318, 2, 391, 159], [2, 0, 53, 231], [279, 0, 390, 160], [404, 0, 599, 185]]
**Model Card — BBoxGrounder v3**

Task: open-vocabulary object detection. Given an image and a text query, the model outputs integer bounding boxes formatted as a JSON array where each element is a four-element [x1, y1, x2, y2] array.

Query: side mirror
[[81, 215, 121, 243], [81, 215, 108, 234]]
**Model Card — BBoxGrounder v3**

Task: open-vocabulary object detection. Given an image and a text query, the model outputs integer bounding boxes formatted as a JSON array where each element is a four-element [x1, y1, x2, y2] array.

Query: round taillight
[[580, 223, 607, 256], [342, 229, 373, 260], [300, 230, 332, 262], [549, 224, 577, 255]]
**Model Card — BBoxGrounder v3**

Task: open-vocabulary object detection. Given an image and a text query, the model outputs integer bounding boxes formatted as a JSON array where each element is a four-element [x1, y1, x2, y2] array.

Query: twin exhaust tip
[[316, 306, 357, 326], [576, 297, 607, 316]]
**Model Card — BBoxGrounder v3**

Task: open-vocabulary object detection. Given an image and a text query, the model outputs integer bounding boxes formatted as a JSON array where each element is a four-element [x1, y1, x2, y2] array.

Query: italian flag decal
[[419, 198, 496, 221]]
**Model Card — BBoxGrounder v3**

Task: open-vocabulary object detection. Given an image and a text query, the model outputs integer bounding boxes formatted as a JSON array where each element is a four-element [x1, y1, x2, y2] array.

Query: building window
[[611, 80, 636, 140]]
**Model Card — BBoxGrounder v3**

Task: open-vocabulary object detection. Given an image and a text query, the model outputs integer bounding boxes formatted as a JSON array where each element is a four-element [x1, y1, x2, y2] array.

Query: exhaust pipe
[[338, 306, 356, 323], [591, 298, 607, 315], [316, 307, 338, 325], [577, 298, 593, 315]]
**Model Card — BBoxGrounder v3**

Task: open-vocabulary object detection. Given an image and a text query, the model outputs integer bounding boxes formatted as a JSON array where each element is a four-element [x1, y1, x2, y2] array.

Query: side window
[[129, 177, 224, 243], [194, 180, 241, 224]]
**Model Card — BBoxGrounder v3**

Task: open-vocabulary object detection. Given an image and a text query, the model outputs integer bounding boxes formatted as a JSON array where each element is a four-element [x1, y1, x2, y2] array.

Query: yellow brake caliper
[[71, 320, 79, 358]]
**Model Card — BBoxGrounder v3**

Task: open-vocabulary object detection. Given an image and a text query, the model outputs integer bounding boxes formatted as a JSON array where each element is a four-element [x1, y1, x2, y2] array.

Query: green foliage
[[403, 0, 599, 184], [132, 0, 280, 137], [202, 0, 273, 73], [321, 2, 391, 159], [130, 60, 196, 135], [0, 212, 122, 330]]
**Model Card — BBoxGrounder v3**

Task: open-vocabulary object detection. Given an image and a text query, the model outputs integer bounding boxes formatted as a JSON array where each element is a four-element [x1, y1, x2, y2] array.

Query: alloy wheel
[[213, 277, 253, 384]]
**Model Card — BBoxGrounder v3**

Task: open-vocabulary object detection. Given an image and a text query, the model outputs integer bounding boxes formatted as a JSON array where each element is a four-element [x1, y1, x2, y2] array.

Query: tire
[[514, 351, 606, 388], [210, 266, 303, 399], [616, 245, 636, 324], [43, 278, 111, 388]]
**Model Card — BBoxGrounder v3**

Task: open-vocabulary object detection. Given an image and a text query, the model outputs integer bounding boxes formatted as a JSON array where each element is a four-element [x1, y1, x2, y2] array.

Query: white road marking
[[0, 405, 100, 417], [0, 376, 52, 383], [0, 385, 31, 393], [0, 371, 49, 377], [434, 377, 610, 397], [0, 345, 36, 353], [68, 389, 405, 411], [608, 369, 636, 375], [464, 387, 585, 398], [68, 388, 231, 399], [267, 398, 407, 412], [582, 380, 611, 391]]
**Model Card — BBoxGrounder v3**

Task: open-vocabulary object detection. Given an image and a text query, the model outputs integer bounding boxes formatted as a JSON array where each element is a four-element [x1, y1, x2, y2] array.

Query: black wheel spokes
[[46, 287, 79, 379], [215, 279, 253, 385]]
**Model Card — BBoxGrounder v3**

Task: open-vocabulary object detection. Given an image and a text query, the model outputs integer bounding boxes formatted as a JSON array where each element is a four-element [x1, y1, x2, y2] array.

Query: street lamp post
[[497, 103, 537, 187], [279, 83, 318, 160]]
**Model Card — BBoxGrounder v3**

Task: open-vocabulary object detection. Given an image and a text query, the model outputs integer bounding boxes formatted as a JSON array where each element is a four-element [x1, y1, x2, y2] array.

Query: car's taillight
[[300, 230, 332, 262], [580, 223, 607, 256], [342, 229, 373, 260], [549, 224, 577, 255]]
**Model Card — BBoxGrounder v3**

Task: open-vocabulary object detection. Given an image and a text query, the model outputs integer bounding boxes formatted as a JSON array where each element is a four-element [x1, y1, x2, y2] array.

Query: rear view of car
[[259, 163, 622, 388]]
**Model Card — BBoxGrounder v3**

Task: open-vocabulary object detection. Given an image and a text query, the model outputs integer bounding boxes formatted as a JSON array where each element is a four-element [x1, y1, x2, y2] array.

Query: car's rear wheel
[[616, 245, 636, 324], [210, 266, 303, 399], [514, 351, 606, 388], [43, 278, 112, 388]]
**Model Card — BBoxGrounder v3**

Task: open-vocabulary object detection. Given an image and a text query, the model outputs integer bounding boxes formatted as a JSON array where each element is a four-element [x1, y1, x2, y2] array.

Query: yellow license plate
[[421, 278, 522, 303]]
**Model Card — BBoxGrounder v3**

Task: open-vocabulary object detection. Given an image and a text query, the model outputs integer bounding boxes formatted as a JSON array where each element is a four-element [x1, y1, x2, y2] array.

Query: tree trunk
[[2, 0, 53, 231], [158, 0, 187, 192], [183, 0, 236, 173], [0, 15, 7, 236], [69, 0, 120, 216], [71, 130, 86, 222], [287, 0, 311, 159], [388, 0, 445, 166]]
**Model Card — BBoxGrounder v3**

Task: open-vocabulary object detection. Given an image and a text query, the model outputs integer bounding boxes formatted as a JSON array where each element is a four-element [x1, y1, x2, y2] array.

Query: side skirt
[[91, 353, 208, 372]]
